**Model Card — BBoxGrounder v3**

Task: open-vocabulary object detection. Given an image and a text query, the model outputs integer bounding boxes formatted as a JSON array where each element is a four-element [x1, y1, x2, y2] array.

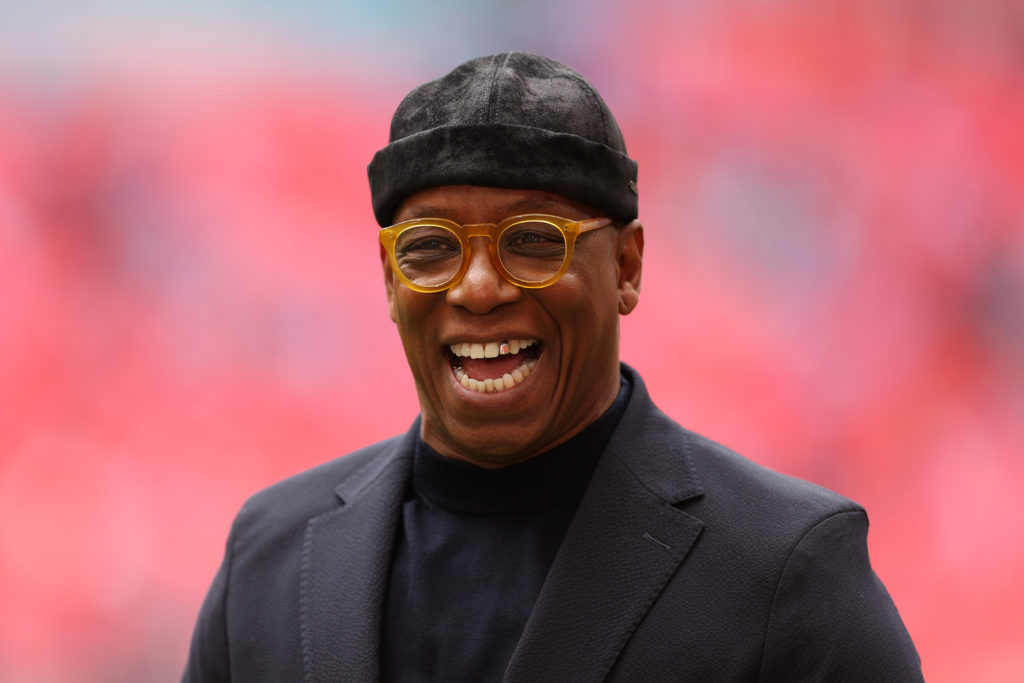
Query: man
[[184, 52, 922, 681]]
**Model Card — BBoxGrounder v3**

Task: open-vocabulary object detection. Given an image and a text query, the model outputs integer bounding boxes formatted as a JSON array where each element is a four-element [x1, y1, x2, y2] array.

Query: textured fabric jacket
[[183, 365, 923, 682]]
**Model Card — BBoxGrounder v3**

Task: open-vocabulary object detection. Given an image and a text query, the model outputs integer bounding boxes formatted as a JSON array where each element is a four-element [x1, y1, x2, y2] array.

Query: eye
[[395, 226, 460, 261], [511, 231, 556, 244], [500, 222, 565, 258], [400, 237, 457, 253]]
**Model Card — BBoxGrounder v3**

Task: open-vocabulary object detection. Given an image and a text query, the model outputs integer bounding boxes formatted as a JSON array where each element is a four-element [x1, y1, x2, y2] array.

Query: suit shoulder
[[232, 433, 409, 540], [610, 370, 861, 529], [678, 428, 866, 557], [690, 429, 859, 514]]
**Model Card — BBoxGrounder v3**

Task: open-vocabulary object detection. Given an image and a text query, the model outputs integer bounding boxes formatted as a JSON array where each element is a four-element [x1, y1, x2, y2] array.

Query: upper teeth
[[449, 339, 537, 359]]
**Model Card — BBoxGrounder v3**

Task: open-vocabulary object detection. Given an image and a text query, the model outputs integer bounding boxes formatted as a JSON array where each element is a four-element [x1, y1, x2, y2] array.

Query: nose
[[445, 237, 521, 314]]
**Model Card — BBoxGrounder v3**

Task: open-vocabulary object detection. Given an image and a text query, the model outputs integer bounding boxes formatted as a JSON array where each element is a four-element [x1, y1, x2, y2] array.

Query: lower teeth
[[455, 358, 537, 393]]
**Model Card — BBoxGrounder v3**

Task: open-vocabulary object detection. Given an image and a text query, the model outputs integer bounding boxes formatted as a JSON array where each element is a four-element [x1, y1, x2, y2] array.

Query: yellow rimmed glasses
[[379, 214, 613, 293]]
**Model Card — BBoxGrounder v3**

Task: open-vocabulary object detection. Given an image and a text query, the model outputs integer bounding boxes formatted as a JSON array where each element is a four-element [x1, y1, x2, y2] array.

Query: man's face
[[383, 185, 643, 468]]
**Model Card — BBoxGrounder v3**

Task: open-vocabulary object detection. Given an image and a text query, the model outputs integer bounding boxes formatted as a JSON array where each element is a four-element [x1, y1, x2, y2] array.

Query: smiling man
[[184, 53, 922, 682], [382, 185, 639, 468]]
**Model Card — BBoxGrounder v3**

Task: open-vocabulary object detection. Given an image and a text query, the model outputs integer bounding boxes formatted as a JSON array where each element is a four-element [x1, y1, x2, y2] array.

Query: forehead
[[392, 185, 601, 224]]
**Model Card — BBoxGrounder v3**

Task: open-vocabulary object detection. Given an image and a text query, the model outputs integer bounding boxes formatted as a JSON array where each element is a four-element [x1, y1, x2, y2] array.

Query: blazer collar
[[504, 364, 706, 682], [298, 421, 417, 683]]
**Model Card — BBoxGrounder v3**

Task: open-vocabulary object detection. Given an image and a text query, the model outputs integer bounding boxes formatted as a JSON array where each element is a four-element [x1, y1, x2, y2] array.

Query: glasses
[[379, 214, 614, 293]]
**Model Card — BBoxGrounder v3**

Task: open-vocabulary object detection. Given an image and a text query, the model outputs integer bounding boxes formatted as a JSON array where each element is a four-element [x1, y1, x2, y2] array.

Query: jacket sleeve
[[182, 537, 233, 683], [758, 509, 923, 682]]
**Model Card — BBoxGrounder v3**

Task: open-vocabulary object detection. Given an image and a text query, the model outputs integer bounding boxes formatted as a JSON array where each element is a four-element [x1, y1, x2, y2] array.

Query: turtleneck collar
[[411, 375, 632, 514]]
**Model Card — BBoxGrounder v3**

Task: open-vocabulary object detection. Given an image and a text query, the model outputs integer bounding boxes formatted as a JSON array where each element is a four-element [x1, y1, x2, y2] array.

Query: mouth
[[448, 338, 541, 393]]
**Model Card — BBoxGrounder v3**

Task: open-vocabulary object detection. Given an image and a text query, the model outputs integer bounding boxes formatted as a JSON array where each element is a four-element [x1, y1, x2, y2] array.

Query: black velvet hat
[[367, 52, 638, 226]]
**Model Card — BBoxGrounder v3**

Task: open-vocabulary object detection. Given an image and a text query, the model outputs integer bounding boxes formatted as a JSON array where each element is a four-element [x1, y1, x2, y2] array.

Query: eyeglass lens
[[394, 220, 568, 287]]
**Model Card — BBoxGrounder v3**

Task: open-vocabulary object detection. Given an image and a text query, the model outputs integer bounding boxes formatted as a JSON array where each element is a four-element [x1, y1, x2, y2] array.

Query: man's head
[[369, 53, 643, 467]]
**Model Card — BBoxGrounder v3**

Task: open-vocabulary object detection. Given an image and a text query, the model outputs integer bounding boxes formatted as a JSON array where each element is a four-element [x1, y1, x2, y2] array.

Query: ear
[[616, 220, 643, 315], [381, 243, 399, 323]]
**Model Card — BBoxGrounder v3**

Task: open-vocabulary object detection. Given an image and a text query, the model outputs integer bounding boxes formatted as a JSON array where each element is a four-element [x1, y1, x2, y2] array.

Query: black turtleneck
[[380, 375, 631, 683]]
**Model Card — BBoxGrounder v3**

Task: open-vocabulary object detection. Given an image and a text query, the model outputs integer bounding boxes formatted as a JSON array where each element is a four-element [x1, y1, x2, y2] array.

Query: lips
[[448, 338, 540, 393]]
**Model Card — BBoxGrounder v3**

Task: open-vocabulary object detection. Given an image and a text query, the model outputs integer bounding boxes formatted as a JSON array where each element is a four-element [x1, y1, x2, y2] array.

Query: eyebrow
[[397, 198, 576, 222], [398, 205, 457, 220], [505, 198, 570, 214]]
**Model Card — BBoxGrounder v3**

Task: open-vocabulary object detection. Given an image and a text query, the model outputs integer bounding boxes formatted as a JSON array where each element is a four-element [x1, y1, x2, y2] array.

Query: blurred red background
[[2, 1, 1022, 680]]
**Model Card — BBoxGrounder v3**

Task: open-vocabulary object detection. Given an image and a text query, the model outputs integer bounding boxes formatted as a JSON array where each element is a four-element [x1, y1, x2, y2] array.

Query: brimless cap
[[367, 52, 638, 226]]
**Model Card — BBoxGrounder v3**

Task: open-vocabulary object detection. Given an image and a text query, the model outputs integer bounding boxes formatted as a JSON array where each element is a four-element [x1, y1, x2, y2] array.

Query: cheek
[[546, 274, 620, 341], [563, 257, 621, 312], [391, 288, 421, 325], [391, 292, 438, 354]]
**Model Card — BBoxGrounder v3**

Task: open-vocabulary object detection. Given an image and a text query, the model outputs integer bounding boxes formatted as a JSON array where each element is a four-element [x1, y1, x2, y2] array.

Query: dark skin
[[383, 185, 644, 468]]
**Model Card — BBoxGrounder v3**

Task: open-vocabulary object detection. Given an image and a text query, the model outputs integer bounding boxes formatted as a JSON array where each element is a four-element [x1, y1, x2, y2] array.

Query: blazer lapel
[[504, 369, 705, 683], [298, 427, 415, 683]]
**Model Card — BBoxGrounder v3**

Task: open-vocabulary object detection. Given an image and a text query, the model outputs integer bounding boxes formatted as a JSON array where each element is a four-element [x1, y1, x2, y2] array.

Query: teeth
[[449, 339, 538, 358], [453, 357, 537, 394], [448, 338, 540, 394]]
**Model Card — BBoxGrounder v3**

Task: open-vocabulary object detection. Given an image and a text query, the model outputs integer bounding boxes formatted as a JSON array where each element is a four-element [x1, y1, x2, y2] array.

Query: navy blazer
[[184, 365, 922, 682]]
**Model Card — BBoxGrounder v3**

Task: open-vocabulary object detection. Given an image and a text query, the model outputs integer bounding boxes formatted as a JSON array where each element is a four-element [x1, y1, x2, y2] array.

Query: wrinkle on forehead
[[395, 187, 601, 224], [505, 195, 596, 218], [395, 204, 459, 221]]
